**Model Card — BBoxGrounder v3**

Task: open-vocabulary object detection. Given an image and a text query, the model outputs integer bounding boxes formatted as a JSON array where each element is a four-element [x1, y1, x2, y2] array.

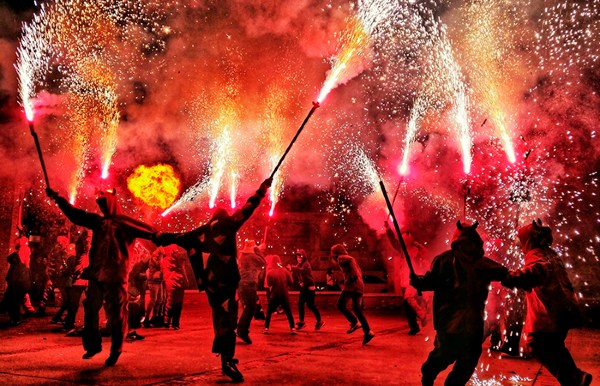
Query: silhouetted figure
[[153, 178, 271, 383], [411, 221, 508, 386], [330, 244, 375, 346], [263, 254, 296, 335], [503, 220, 592, 386], [46, 187, 155, 366]]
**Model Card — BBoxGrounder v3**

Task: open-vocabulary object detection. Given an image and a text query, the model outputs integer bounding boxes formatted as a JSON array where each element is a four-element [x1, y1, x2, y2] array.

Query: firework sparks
[[262, 86, 291, 216], [317, 0, 395, 103]]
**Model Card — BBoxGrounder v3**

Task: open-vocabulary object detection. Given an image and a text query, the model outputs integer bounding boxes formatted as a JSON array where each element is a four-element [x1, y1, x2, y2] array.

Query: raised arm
[[230, 178, 272, 231], [47, 188, 101, 229]]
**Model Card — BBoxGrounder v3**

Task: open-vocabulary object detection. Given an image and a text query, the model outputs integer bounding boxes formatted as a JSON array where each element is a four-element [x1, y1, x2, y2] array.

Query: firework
[[127, 164, 181, 209], [317, 0, 395, 103]]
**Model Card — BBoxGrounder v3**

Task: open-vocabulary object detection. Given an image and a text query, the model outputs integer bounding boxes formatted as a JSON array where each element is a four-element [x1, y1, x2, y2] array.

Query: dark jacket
[[267, 257, 293, 300], [155, 183, 268, 306], [338, 254, 364, 294], [6, 252, 31, 292], [290, 260, 316, 289], [53, 193, 155, 283], [412, 250, 507, 335], [239, 252, 267, 286]]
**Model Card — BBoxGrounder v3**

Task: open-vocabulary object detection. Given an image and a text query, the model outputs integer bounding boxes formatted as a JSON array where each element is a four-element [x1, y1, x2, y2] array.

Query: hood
[[330, 244, 348, 258], [266, 254, 281, 268], [294, 249, 308, 264], [240, 239, 257, 254], [450, 220, 484, 262], [96, 188, 120, 217], [518, 219, 553, 253]]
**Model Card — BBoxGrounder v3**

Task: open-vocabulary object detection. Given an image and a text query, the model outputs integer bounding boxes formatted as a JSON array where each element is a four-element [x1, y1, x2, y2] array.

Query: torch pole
[[269, 101, 320, 179], [379, 180, 421, 295], [29, 122, 51, 189], [386, 179, 402, 221]]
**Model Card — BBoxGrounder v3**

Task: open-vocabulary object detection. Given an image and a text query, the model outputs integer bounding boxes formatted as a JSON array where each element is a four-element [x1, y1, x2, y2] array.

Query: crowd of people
[[0, 181, 593, 386]]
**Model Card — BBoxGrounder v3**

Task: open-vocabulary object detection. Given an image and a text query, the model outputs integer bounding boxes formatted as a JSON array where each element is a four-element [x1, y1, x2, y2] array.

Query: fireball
[[127, 164, 181, 209]]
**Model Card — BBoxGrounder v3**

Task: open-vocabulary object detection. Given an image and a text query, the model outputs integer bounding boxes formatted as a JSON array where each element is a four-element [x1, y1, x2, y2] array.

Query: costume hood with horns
[[48, 188, 156, 283]]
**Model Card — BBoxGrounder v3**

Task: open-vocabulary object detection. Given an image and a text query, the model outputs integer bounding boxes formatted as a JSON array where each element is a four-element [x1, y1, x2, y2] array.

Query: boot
[[221, 356, 244, 382]]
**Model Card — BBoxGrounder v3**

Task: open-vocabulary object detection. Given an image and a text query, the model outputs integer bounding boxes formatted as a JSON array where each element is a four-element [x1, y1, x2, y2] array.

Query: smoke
[[0, 0, 598, 270]]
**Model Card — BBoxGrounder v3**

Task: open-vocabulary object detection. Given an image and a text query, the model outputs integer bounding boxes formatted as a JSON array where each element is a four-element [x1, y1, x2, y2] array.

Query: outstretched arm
[[47, 188, 100, 229], [502, 255, 550, 291]]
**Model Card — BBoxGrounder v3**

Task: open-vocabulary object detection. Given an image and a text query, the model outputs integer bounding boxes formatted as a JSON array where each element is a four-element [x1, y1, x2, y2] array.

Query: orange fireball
[[127, 164, 181, 209]]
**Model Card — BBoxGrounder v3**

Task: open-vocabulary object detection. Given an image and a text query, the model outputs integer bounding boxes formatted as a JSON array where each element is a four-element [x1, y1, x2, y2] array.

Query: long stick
[[29, 122, 51, 189], [269, 101, 320, 179], [379, 180, 422, 295], [386, 179, 402, 221]]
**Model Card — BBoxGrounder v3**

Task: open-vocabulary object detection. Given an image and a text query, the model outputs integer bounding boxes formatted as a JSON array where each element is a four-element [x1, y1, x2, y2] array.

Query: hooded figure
[[384, 222, 430, 334], [330, 244, 375, 346], [46, 187, 155, 366], [153, 178, 272, 383], [1, 249, 32, 325], [503, 220, 591, 386], [289, 249, 323, 330], [264, 254, 296, 334], [237, 239, 267, 344], [410, 221, 508, 386]]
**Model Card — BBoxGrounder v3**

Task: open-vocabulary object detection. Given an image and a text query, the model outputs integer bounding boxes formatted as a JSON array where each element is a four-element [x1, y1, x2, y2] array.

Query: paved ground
[[0, 293, 598, 385]]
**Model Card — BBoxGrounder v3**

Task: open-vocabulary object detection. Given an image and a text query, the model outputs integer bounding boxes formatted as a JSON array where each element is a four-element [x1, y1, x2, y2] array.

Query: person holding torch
[[153, 178, 272, 383]]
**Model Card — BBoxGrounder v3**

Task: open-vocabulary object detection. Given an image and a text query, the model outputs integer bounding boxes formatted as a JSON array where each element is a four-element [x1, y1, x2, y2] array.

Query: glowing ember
[[127, 164, 181, 209]]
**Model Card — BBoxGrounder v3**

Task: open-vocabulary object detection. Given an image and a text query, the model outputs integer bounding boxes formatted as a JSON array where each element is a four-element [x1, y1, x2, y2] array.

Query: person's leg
[[281, 297, 295, 330], [104, 282, 128, 366], [82, 281, 103, 356], [421, 333, 457, 386], [171, 288, 184, 329], [298, 288, 307, 324], [351, 292, 370, 334], [145, 283, 158, 326], [22, 293, 35, 314], [6, 287, 23, 324], [305, 289, 321, 323], [404, 298, 420, 334], [37, 280, 54, 315], [530, 331, 587, 385], [337, 291, 357, 326], [237, 283, 257, 337], [264, 296, 278, 330], [64, 285, 85, 330], [212, 296, 242, 382], [445, 334, 482, 385]]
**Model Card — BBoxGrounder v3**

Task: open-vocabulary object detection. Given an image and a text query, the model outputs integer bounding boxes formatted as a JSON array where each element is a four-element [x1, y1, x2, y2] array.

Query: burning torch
[[27, 117, 51, 189], [269, 101, 320, 179], [379, 179, 421, 295]]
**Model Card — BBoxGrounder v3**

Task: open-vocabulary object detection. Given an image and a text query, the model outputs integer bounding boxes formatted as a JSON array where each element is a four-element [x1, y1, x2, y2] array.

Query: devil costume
[[503, 220, 592, 386], [153, 178, 271, 382], [47, 188, 155, 366], [411, 221, 508, 386]]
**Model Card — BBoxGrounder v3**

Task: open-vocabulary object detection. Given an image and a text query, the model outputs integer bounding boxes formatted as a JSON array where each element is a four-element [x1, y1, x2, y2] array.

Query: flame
[[127, 164, 181, 209]]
